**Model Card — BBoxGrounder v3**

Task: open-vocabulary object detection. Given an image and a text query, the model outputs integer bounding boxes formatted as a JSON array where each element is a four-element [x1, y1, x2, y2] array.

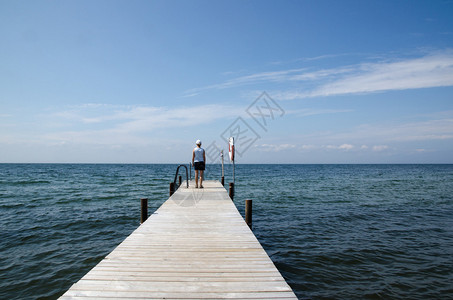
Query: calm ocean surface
[[1, 164, 453, 299]]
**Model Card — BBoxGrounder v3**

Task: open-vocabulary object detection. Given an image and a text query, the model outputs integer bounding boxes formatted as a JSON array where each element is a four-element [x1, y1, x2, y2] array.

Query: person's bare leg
[[195, 170, 199, 188], [200, 170, 204, 188]]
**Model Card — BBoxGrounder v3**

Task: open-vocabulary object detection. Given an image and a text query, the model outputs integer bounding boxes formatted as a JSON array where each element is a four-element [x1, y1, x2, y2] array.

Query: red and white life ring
[[228, 137, 234, 162]]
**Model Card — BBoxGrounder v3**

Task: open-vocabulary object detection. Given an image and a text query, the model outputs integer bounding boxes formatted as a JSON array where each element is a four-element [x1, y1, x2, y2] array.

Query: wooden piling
[[169, 182, 175, 197], [245, 199, 252, 229], [140, 198, 148, 224], [229, 182, 234, 200]]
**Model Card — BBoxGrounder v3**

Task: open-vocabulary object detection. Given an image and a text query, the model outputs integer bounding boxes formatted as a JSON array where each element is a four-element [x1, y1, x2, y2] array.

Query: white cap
[[196, 139, 201, 145]]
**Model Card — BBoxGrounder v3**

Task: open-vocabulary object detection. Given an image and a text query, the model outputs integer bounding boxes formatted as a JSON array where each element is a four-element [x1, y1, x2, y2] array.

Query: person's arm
[[203, 149, 206, 163], [192, 149, 195, 164]]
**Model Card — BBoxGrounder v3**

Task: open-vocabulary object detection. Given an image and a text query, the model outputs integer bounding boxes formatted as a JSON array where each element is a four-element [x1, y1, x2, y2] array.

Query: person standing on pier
[[192, 139, 206, 188]]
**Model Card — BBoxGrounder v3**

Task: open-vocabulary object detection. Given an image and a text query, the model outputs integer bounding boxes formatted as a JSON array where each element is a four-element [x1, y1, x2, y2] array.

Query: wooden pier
[[60, 180, 297, 299]]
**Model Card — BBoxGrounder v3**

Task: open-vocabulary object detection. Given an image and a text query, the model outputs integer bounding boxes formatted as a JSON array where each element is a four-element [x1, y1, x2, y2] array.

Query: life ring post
[[229, 182, 234, 200]]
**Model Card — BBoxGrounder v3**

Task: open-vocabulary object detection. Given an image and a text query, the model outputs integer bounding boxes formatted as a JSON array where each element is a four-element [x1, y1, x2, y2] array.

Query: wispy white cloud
[[289, 66, 355, 81], [184, 66, 354, 97], [255, 143, 296, 152], [114, 105, 243, 133], [299, 53, 350, 62], [270, 52, 363, 65], [29, 104, 246, 147], [326, 143, 355, 150], [293, 143, 390, 152], [286, 108, 353, 117], [184, 49, 453, 100], [302, 50, 453, 98], [300, 144, 317, 150], [183, 68, 307, 96], [52, 103, 243, 130], [309, 116, 453, 144], [259, 111, 453, 156], [287, 112, 453, 156], [358, 117, 453, 142], [339, 143, 354, 150], [372, 145, 389, 151]]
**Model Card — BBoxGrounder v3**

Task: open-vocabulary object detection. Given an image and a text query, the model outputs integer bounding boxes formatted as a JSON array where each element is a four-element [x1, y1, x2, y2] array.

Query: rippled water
[[1, 164, 453, 299]]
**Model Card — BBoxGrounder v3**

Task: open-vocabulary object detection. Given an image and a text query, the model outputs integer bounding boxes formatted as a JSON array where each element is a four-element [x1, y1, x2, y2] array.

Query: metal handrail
[[173, 164, 189, 189]]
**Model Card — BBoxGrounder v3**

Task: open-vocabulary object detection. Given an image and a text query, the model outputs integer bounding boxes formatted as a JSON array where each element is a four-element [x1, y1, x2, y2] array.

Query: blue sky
[[1, 0, 453, 163]]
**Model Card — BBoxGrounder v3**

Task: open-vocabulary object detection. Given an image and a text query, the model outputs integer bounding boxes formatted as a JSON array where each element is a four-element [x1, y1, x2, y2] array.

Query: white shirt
[[193, 147, 205, 162]]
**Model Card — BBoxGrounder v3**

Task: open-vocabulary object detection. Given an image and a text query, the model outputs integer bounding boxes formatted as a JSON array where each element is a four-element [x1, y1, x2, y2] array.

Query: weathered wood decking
[[60, 180, 297, 299]]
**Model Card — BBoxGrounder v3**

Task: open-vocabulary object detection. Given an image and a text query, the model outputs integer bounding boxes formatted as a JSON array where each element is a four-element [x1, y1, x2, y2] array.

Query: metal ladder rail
[[173, 164, 189, 190]]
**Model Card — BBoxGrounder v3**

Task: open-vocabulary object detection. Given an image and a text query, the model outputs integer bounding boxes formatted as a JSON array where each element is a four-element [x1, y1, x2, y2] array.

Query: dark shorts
[[194, 161, 205, 171]]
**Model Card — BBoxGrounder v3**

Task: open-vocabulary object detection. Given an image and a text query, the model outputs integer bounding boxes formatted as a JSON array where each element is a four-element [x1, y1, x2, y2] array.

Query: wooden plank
[[61, 290, 298, 299], [67, 280, 294, 292], [82, 275, 287, 282], [60, 180, 297, 299]]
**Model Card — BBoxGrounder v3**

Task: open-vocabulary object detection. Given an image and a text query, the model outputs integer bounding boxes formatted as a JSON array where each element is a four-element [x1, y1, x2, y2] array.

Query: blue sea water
[[1, 164, 453, 299]]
